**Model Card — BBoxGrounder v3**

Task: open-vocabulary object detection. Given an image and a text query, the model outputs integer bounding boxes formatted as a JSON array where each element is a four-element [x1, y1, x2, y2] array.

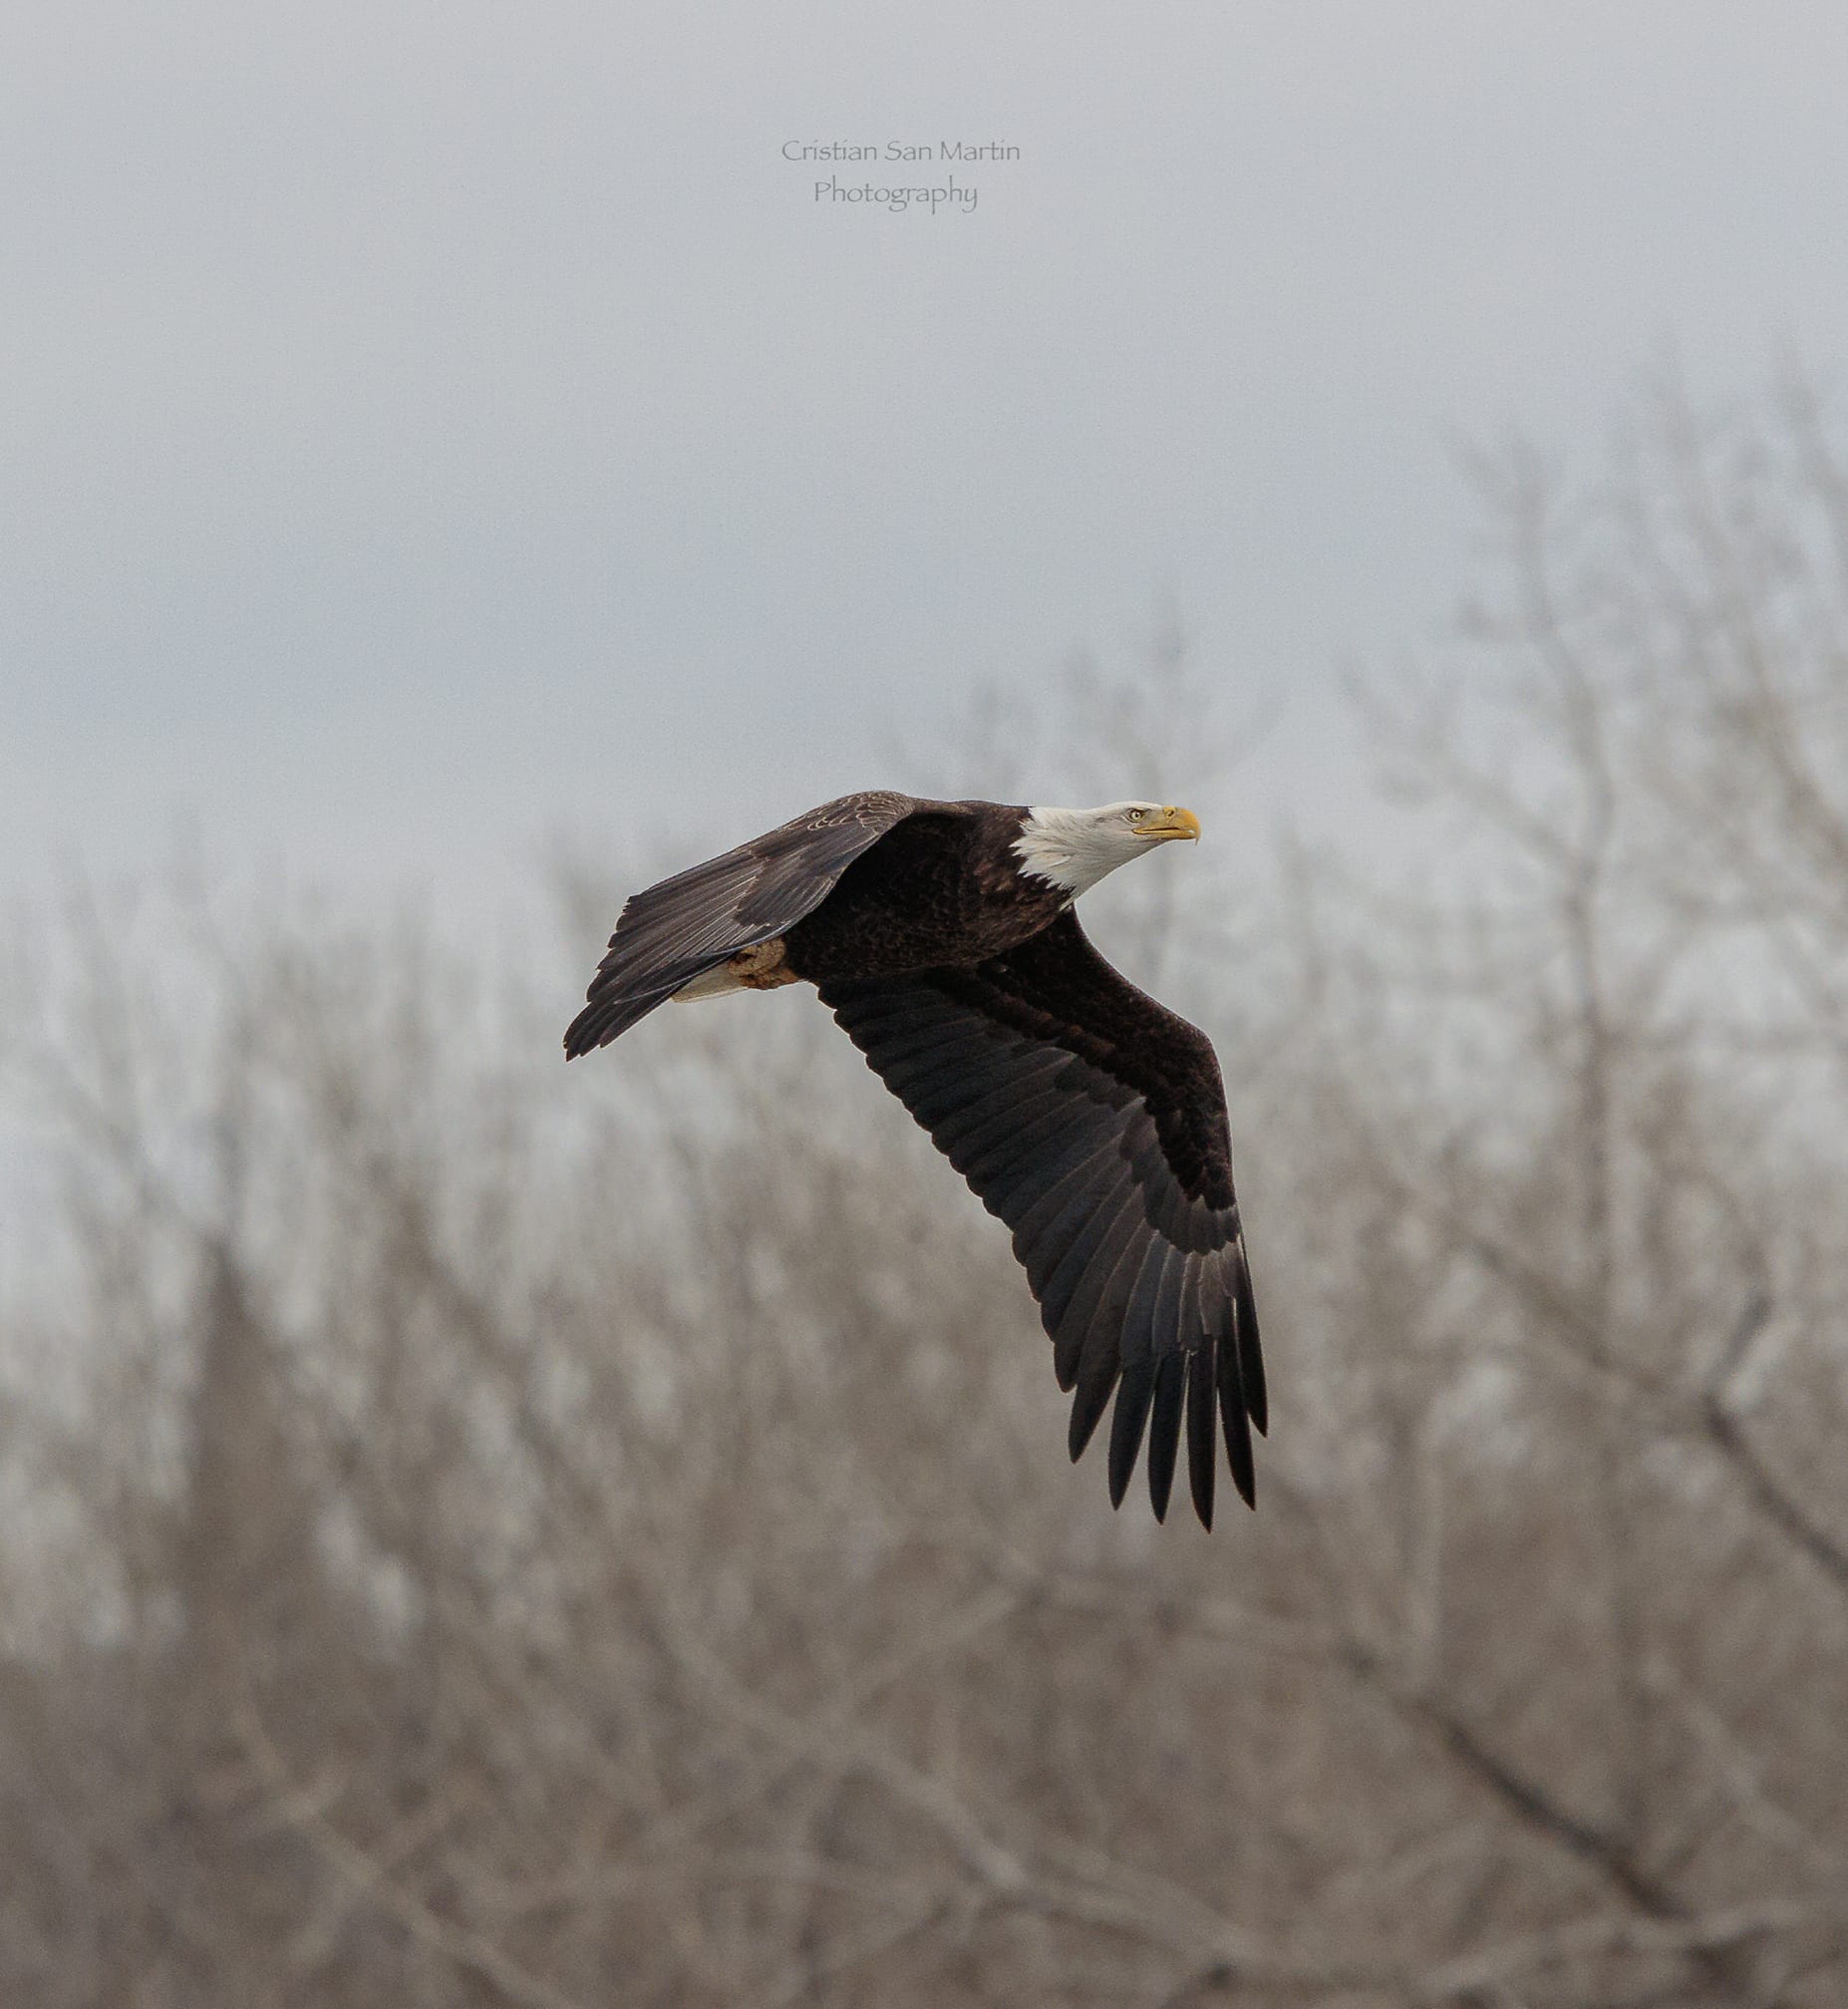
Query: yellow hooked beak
[[1140, 806, 1201, 842]]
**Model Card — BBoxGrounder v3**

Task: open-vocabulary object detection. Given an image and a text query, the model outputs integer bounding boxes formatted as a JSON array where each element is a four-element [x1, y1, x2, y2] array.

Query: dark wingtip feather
[[1185, 1344, 1216, 1529], [1219, 1366, 1257, 1510], [1234, 1238, 1267, 1436], [1106, 1364, 1154, 1509], [562, 1003, 605, 1060], [1067, 1320, 1121, 1464], [563, 981, 677, 1059], [563, 1002, 620, 1059], [1145, 1354, 1184, 1521]]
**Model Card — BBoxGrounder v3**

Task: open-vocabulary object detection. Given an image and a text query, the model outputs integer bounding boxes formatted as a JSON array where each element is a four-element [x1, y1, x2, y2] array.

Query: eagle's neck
[[1012, 806, 1134, 897]]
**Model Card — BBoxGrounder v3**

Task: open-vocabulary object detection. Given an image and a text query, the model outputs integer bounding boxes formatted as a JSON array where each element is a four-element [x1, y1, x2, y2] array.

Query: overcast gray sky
[[6, 1, 1848, 923]]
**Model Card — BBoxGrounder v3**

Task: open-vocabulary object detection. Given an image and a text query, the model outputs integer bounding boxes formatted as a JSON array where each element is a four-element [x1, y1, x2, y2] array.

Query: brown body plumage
[[781, 804, 1068, 983]]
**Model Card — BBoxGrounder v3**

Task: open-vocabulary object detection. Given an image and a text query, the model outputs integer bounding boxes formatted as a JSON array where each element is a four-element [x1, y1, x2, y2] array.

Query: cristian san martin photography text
[[783, 139, 1019, 214]]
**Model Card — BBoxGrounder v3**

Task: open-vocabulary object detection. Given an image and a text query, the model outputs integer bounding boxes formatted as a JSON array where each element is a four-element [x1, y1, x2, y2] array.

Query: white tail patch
[[670, 937, 796, 1004], [670, 963, 750, 1004]]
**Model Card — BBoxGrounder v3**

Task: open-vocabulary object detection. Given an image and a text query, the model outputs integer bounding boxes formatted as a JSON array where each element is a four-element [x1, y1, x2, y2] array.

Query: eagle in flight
[[565, 793, 1263, 1528]]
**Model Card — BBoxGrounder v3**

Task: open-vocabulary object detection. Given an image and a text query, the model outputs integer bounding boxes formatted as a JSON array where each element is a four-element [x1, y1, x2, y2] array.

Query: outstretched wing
[[821, 909, 1263, 1527], [565, 792, 917, 1056]]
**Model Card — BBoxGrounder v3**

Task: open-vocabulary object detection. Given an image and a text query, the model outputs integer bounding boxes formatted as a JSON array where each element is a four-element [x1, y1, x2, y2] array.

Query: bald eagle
[[564, 793, 1263, 1528]]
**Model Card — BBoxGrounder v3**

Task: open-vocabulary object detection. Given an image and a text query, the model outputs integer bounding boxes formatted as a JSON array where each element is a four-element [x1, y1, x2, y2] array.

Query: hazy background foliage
[[1, 385, 1844, 2006]]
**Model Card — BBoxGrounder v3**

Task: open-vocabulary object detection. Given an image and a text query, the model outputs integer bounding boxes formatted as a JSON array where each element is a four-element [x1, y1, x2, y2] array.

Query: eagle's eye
[[1123, 809, 1143, 824]]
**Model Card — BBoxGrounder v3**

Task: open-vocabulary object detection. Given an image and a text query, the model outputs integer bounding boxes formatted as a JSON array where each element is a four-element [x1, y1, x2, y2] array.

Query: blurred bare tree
[[0, 378, 1844, 2007]]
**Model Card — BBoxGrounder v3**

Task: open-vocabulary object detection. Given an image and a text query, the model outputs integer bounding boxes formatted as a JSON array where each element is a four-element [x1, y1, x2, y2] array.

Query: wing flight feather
[[821, 908, 1262, 1526], [564, 792, 916, 1056]]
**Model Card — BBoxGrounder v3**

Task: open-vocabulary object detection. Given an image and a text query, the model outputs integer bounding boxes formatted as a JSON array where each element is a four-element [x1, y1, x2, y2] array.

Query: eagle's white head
[[1013, 801, 1201, 896]]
